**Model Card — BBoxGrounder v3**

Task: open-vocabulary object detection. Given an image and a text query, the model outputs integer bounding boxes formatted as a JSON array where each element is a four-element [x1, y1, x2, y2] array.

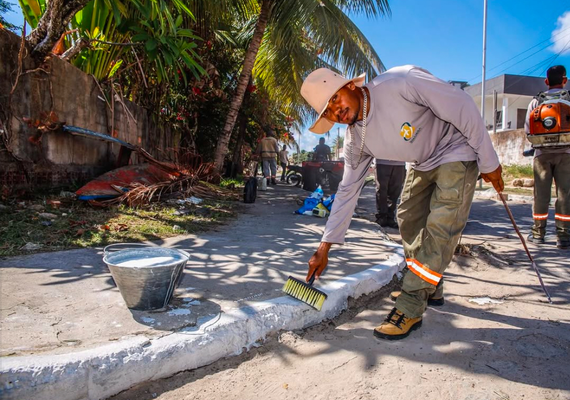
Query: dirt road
[[112, 198, 570, 400]]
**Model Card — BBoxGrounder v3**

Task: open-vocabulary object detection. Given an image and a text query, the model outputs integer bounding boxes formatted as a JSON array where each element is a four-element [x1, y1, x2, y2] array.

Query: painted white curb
[[1, 245, 405, 400]]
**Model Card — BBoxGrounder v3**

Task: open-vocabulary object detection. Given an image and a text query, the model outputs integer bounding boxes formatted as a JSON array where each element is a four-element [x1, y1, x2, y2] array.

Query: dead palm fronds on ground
[[91, 162, 239, 208]]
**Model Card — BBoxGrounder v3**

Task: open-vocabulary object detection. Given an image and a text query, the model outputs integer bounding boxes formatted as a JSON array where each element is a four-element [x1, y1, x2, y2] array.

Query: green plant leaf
[[131, 33, 149, 42], [107, 59, 123, 78], [175, 14, 183, 28], [145, 38, 157, 51]]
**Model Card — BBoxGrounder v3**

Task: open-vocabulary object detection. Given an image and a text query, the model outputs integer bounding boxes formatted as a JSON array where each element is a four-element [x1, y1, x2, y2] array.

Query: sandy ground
[[111, 198, 570, 400]]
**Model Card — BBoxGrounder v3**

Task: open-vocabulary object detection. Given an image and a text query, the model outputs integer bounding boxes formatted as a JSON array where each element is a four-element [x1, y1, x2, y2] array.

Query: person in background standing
[[375, 159, 406, 229], [256, 128, 280, 185], [313, 137, 331, 161], [525, 65, 569, 249], [279, 145, 289, 182]]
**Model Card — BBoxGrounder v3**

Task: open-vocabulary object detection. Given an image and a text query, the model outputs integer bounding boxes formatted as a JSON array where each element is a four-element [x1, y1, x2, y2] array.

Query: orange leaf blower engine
[[527, 90, 570, 149]]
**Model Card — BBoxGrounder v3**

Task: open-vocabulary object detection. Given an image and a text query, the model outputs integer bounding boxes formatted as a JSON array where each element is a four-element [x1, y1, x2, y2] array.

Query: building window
[[516, 108, 527, 129]]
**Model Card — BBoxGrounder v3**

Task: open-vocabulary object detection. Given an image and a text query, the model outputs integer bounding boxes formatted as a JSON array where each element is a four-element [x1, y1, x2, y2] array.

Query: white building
[[464, 74, 546, 132]]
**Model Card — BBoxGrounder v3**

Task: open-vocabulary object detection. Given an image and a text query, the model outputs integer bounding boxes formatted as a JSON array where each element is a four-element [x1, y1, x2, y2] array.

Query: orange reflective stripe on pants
[[406, 258, 442, 286], [555, 214, 570, 221], [533, 214, 548, 220]]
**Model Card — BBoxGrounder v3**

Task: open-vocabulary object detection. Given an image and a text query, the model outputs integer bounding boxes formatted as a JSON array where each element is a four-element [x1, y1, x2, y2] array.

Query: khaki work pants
[[395, 161, 478, 318], [531, 153, 570, 241]]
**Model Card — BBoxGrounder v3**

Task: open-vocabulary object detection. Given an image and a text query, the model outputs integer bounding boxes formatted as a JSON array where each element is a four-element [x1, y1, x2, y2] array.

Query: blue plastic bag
[[322, 194, 335, 211], [309, 185, 324, 200], [295, 197, 319, 215]]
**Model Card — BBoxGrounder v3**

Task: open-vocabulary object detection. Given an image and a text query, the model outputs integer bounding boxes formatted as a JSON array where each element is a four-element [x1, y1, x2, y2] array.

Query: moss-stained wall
[[489, 129, 532, 166], [0, 29, 175, 192]]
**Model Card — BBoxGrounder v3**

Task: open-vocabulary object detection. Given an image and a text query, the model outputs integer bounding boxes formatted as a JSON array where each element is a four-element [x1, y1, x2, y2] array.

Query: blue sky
[[3, 1, 570, 152]]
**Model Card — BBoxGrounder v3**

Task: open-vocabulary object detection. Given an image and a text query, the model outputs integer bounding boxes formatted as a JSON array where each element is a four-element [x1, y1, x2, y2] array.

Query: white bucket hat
[[300, 68, 366, 134]]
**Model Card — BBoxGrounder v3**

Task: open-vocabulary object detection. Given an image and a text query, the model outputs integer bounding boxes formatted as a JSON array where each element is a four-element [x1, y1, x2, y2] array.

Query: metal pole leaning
[[498, 192, 552, 303]]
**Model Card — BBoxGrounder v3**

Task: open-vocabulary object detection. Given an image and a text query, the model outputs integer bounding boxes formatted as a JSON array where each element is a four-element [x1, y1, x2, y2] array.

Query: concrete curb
[[1, 245, 405, 400]]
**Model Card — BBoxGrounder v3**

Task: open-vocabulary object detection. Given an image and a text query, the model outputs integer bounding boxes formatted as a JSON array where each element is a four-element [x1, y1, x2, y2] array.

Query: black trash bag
[[243, 177, 258, 203]]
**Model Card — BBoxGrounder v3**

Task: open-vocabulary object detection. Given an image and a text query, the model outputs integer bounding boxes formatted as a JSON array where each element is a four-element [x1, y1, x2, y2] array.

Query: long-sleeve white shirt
[[322, 65, 500, 244]]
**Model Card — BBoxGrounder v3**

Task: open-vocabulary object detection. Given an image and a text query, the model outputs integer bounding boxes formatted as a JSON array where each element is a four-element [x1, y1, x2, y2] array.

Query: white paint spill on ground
[[167, 308, 192, 316], [235, 293, 265, 302], [468, 297, 504, 305], [182, 299, 201, 306], [141, 317, 156, 324]]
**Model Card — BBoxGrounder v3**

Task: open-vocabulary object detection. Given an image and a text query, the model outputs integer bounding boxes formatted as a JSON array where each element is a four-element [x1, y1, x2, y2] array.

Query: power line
[[492, 31, 570, 77], [467, 25, 570, 83], [495, 38, 570, 111]]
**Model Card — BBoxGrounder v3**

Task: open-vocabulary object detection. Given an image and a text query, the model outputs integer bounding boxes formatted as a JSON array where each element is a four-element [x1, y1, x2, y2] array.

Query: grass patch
[[220, 177, 244, 189], [0, 198, 239, 257], [502, 164, 533, 180]]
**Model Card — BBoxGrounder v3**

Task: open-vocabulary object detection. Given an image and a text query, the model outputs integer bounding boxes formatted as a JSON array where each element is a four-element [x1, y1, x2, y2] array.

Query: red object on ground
[[302, 161, 344, 172], [76, 164, 176, 200]]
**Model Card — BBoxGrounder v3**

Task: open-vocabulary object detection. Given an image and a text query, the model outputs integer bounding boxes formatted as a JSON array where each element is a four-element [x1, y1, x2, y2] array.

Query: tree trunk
[[231, 113, 247, 174], [231, 76, 253, 173], [26, 0, 90, 58], [213, 0, 272, 171]]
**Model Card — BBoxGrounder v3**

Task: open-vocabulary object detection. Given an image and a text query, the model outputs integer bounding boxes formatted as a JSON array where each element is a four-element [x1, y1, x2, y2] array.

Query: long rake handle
[[498, 193, 552, 303]]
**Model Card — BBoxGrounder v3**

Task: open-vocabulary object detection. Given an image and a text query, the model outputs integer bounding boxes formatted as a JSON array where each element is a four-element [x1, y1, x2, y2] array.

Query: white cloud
[[551, 11, 570, 54]]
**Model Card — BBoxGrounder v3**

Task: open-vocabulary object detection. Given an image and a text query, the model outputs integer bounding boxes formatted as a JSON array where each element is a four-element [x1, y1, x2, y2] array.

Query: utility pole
[[481, 0, 487, 124], [479, 0, 488, 190], [297, 131, 301, 164], [493, 90, 497, 135], [336, 127, 340, 160]]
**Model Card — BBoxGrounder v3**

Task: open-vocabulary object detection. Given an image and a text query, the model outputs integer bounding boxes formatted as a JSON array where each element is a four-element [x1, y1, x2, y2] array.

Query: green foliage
[[1, 0, 21, 31], [254, 0, 390, 124], [503, 164, 533, 179], [18, 0, 44, 29], [19, 0, 204, 82], [71, 0, 130, 80], [291, 149, 311, 164], [126, 0, 204, 83], [220, 177, 244, 188]]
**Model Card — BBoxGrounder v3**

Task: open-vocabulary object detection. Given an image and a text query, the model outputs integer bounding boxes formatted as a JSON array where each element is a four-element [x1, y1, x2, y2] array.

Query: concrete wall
[[489, 129, 532, 166], [0, 29, 176, 191]]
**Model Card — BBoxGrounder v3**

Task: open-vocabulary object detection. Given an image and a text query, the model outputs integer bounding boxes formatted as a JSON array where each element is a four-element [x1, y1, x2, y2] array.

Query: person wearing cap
[[300, 66, 504, 340], [524, 65, 570, 249]]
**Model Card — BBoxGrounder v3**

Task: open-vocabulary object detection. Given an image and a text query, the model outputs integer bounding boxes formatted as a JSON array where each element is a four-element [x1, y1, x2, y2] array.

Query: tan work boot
[[373, 307, 422, 340], [389, 290, 445, 306]]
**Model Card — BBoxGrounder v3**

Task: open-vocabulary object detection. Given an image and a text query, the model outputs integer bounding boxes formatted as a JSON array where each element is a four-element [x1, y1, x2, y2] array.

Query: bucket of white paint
[[103, 244, 190, 311]]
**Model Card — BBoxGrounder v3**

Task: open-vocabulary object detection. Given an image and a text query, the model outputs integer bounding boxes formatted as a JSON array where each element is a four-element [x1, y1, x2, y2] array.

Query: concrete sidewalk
[[0, 184, 405, 400], [109, 196, 570, 400]]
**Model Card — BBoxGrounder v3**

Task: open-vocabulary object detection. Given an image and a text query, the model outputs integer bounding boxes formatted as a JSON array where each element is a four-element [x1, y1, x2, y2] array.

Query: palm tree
[[20, 0, 204, 85], [212, 0, 390, 171], [332, 133, 344, 160]]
